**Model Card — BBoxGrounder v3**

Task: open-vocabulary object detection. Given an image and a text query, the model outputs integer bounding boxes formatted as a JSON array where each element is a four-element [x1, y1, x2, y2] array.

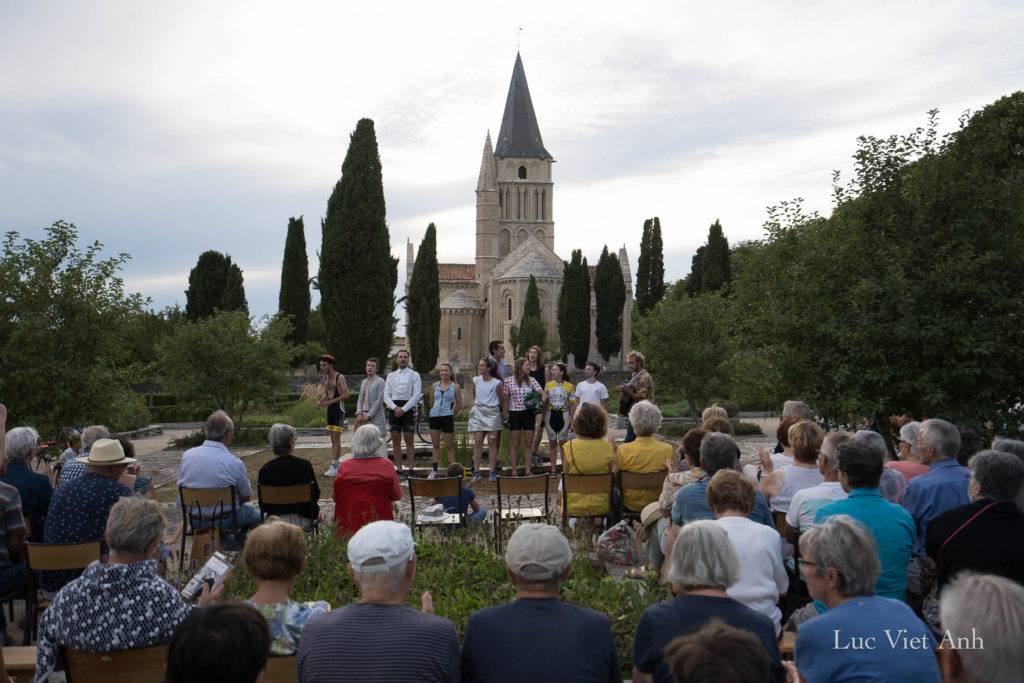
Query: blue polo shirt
[[815, 488, 916, 600], [900, 459, 971, 556], [671, 475, 774, 528]]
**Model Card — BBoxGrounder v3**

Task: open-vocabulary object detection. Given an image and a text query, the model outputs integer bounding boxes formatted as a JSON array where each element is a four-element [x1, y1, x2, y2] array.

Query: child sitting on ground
[[434, 463, 488, 523]]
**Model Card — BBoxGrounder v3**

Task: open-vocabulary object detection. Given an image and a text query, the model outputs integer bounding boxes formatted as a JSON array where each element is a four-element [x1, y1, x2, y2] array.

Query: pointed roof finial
[[494, 53, 551, 159], [477, 131, 498, 191]]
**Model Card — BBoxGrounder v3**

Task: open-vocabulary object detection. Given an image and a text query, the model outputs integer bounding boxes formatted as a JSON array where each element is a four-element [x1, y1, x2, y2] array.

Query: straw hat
[[76, 438, 137, 466]]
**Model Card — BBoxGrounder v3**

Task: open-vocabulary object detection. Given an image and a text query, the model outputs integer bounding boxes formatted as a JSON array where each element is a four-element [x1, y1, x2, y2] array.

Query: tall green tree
[[407, 223, 440, 371], [557, 249, 591, 368], [512, 275, 546, 357], [684, 245, 705, 297], [701, 219, 731, 293], [594, 246, 626, 361], [319, 118, 398, 372], [185, 250, 248, 321], [0, 221, 149, 435], [649, 217, 666, 305], [635, 217, 666, 315], [278, 216, 310, 346]]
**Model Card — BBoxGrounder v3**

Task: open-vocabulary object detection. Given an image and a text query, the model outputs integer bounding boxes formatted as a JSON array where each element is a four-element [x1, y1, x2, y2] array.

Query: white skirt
[[468, 404, 503, 432]]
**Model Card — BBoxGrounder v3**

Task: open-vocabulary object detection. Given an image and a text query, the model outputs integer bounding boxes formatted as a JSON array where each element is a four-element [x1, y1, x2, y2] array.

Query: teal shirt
[[814, 488, 916, 600]]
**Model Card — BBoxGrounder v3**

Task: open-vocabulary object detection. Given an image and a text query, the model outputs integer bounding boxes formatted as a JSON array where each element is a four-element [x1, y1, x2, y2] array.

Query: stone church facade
[[405, 53, 633, 373]]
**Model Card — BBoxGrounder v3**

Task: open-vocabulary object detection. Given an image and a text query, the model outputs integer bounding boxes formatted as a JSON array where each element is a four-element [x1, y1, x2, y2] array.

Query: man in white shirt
[[384, 350, 423, 478], [572, 362, 608, 409], [784, 431, 852, 539]]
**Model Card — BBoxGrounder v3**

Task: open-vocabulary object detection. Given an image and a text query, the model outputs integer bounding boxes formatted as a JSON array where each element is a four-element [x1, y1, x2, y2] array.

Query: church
[[405, 53, 633, 373]]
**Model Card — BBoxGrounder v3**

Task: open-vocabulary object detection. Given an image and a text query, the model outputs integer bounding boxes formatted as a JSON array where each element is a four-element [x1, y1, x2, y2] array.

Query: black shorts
[[327, 403, 346, 433], [388, 407, 416, 434], [508, 410, 535, 431], [429, 415, 455, 433]]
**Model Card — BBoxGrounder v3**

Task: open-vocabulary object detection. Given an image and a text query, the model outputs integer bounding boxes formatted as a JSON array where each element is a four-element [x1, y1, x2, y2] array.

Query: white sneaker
[[324, 461, 339, 477], [427, 470, 439, 480]]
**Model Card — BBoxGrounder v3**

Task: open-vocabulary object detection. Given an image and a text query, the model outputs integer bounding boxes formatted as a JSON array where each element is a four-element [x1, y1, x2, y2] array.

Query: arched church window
[[457, 327, 462, 340], [518, 165, 527, 179], [539, 189, 545, 220], [517, 228, 528, 246], [507, 297, 513, 321]]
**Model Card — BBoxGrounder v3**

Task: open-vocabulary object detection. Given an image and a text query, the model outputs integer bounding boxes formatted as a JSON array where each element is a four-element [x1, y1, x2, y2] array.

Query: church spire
[[494, 52, 551, 159], [476, 130, 497, 191]]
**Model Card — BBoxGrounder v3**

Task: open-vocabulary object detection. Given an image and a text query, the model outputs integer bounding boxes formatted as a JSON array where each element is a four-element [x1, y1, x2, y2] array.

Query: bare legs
[[510, 429, 535, 475], [430, 430, 456, 469]]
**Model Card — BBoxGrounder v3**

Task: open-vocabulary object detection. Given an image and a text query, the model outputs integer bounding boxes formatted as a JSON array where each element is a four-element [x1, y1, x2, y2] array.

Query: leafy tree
[[512, 275, 546, 357], [635, 217, 666, 315], [684, 245, 705, 297], [701, 219, 730, 293], [407, 223, 440, 371], [594, 246, 626, 361], [185, 250, 249, 321], [156, 310, 294, 429], [557, 249, 591, 367], [0, 221, 149, 436], [278, 216, 310, 346], [125, 305, 187, 368], [319, 118, 398, 372], [636, 292, 730, 417]]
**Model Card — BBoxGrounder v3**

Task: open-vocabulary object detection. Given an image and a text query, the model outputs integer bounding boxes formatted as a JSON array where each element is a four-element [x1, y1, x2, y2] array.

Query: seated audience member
[[814, 440, 915, 600], [853, 430, 906, 503], [939, 572, 1024, 683], [785, 431, 851, 538], [956, 425, 983, 467], [663, 619, 770, 683], [708, 471, 788, 635], [701, 404, 729, 422], [615, 401, 671, 512], [1, 426, 53, 538], [758, 416, 799, 476], [671, 432, 773, 530], [257, 423, 321, 529], [562, 402, 615, 521], [243, 519, 329, 655], [0, 423, 27, 642], [166, 603, 270, 683], [461, 524, 620, 682], [36, 496, 219, 682], [58, 432, 81, 465], [333, 423, 402, 536], [56, 424, 109, 486], [886, 421, 928, 482], [794, 515, 941, 683], [114, 433, 156, 498], [700, 416, 733, 435], [43, 438, 134, 593], [632, 520, 784, 683], [177, 410, 261, 547], [298, 521, 459, 683], [434, 463, 486, 523], [922, 451, 1024, 631], [759, 420, 824, 513], [992, 436, 1024, 510]]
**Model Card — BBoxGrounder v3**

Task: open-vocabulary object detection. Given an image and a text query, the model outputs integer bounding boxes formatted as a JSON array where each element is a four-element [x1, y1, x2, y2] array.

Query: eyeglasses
[[797, 559, 817, 569]]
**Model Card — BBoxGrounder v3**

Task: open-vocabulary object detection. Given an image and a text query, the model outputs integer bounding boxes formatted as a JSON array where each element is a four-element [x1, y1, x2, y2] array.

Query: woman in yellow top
[[615, 400, 672, 513], [562, 402, 615, 519], [543, 362, 575, 474]]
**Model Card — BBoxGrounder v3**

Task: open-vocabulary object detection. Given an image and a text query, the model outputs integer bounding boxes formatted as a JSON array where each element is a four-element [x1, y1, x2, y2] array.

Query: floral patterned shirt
[[503, 376, 543, 412], [246, 599, 331, 655], [36, 559, 194, 682]]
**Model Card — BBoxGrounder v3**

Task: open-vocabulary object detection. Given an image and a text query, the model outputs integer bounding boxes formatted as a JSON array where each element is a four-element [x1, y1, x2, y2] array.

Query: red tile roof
[[438, 263, 476, 282]]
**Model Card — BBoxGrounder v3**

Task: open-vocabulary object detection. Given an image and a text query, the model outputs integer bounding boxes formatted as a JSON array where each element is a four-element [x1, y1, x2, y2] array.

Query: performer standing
[[317, 355, 350, 477]]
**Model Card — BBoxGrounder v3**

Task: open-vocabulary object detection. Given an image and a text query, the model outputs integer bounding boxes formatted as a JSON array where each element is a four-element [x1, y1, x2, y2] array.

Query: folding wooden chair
[[178, 486, 238, 571], [25, 539, 103, 645], [3, 645, 37, 682], [493, 474, 550, 552], [407, 477, 464, 533], [773, 511, 789, 536], [617, 470, 669, 520], [257, 482, 320, 534], [61, 643, 168, 683], [263, 654, 298, 683], [560, 472, 614, 529]]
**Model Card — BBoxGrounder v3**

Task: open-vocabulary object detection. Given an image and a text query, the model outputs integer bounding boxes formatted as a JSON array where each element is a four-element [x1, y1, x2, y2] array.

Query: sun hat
[[347, 521, 415, 573], [638, 501, 663, 543], [416, 503, 450, 523], [505, 523, 572, 580], [76, 438, 137, 466]]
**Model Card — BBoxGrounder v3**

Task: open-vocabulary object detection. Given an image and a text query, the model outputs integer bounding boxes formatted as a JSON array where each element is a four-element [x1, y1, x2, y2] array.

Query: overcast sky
[[2, 1, 1021, 328]]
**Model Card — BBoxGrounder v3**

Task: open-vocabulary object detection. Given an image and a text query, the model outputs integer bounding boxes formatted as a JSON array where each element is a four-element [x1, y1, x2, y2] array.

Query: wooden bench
[[5, 646, 37, 683]]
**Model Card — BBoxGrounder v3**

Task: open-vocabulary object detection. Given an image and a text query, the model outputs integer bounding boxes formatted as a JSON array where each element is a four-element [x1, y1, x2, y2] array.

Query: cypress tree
[[278, 216, 310, 346], [185, 250, 248, 321], [701, 219, 731, 293], [594, 245, 626, 361], [318, 118, 398, 372], [514, 275, 545, 356], [407, 223, 440, 371], [685, 245, 706, 297], [557, 249, 591, 368], [635, 219, 652, 314], [650, 217, 666, 304]]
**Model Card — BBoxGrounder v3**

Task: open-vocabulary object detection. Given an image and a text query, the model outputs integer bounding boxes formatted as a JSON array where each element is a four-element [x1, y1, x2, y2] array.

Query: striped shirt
[[298, 602, 459, 682], [0, 481, 25, 568]]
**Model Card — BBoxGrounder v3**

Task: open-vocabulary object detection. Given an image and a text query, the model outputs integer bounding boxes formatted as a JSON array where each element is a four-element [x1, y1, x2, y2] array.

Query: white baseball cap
[[347, 521, 415, 573]]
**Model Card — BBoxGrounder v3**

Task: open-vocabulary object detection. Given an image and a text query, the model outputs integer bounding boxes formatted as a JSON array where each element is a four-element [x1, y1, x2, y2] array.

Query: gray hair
[[993, 437, 1024, 460], [919, 419, 961, 461], [782, 400, 812, 420], [268, 423, 296, 456], [854, 430, 890, 462], [352, 560, 410, 595], [899, 421, 921, 446], [665, 520, 740, 590], [969, 450, 1024, 503], [941, 572, 1024, 683], [205, 410, 234, 441], [699, 432, 738, 474], [81, 425, 110, 451], [799, 515, 880, 598], [5, 427, 39, 462], [628, 401, 663, 437], [820, 431, 853, 471], [351, 423, 384, 457], [106, 496, 167, 554]]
